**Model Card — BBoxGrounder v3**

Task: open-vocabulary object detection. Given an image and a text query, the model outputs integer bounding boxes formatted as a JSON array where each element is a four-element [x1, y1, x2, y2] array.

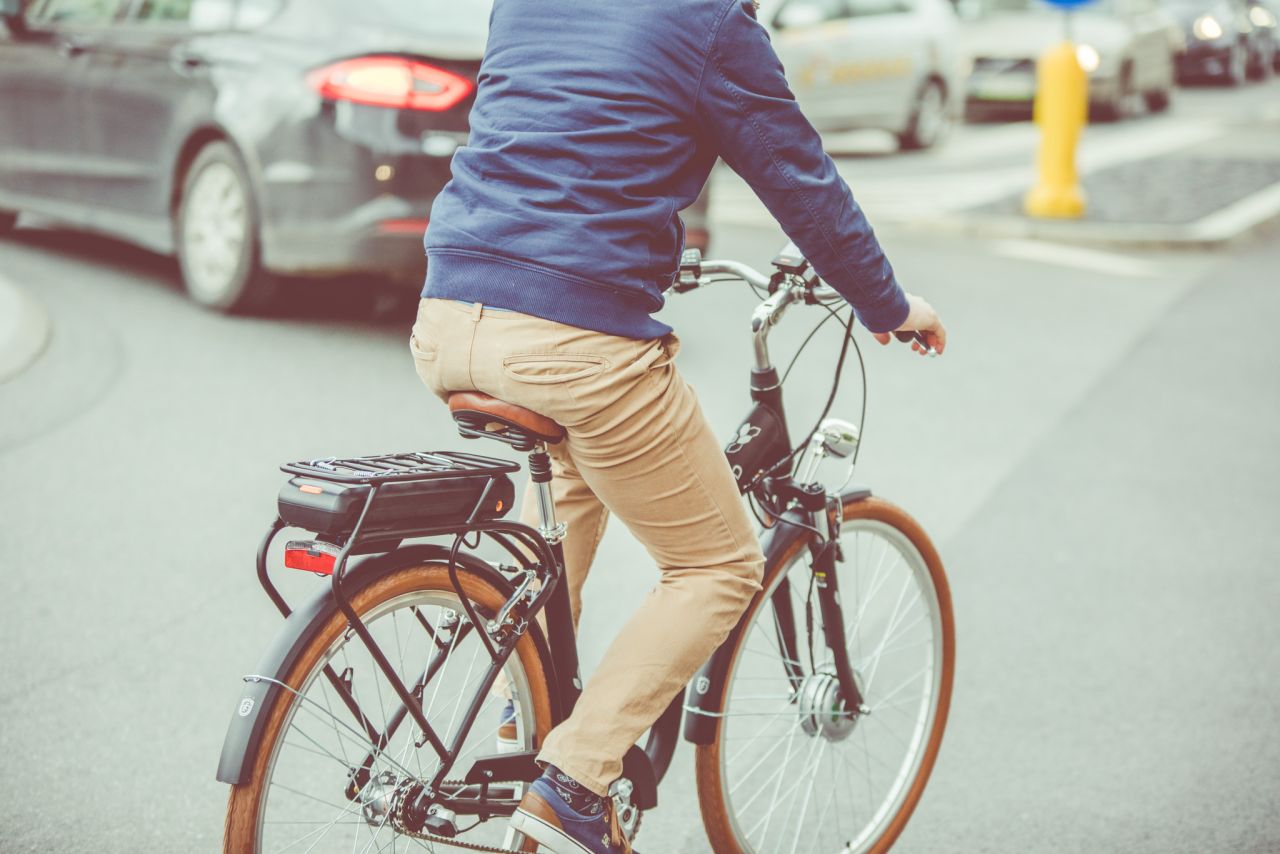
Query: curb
[[0, 276, 51, 383], [908, 180, 1280, 250]]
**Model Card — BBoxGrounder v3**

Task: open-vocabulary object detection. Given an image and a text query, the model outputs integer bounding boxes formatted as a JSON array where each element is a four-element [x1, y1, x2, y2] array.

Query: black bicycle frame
[[720, 360, 867, 718], [236, 295, 867, 824]]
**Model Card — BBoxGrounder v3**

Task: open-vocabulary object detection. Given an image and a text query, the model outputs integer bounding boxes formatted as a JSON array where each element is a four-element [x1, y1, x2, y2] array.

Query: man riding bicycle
[[409, 1, 946, 851]]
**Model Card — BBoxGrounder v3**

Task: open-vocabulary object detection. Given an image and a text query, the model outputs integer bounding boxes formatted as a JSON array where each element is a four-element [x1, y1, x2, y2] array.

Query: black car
[[0, 0, 490, 312], [1164, 0, 1274, 83]]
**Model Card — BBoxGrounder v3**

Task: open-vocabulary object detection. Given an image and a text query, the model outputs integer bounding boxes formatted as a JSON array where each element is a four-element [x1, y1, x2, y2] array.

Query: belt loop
[[471, 301, 483, 323]]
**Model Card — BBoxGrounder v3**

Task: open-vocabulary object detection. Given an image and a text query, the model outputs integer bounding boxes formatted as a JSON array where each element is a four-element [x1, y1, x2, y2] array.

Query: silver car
[[961, 0, 1180, 120], [768, 0, 965, 150]]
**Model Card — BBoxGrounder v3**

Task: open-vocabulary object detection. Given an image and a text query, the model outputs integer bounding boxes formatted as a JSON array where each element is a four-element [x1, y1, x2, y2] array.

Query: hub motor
[[798, 664, 865, 742]]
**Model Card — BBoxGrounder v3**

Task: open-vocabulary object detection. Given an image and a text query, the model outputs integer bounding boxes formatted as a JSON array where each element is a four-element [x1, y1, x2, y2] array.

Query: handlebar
[[675, 244, 937, 360]]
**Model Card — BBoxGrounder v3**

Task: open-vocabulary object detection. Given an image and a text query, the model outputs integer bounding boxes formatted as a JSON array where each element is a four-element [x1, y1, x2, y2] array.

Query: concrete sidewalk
[[0, 275, 50, 383]]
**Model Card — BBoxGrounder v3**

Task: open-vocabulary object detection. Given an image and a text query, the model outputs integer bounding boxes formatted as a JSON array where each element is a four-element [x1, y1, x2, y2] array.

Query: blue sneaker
[[509, 768, 634, 853]]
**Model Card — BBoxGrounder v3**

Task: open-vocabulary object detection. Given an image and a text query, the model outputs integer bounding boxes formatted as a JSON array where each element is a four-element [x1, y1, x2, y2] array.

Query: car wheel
[[899, 79, 950, 151], [1226, 42, 1248, 86], [1094, 64, 1137, 122], [176, 140, 276, 313], [1143, 86, 1172, 113], [1254, 44, 1276, 80], [0, 210, 16, 236]]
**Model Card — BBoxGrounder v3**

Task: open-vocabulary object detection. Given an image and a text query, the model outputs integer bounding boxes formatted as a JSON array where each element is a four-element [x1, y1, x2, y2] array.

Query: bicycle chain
[[388, 779, 523, 853]]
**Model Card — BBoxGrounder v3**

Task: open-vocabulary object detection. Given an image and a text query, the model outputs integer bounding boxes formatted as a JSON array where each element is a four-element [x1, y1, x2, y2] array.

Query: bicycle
[[216, 242, 955, 854]]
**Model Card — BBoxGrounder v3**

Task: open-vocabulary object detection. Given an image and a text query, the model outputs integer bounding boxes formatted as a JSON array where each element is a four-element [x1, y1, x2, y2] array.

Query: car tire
[[899, 79, 950, 151], [1251, 44, 1275, 80], [1143, 86, 1172, 113], [175, 140, 277, 314], [0, 210, 16, 236], [1225, 42, 1248, 86], [1094, 63, 1136, 122]]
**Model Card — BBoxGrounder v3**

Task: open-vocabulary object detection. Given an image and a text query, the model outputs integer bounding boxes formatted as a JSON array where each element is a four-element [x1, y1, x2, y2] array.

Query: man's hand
[[873, 293, 946, 356]]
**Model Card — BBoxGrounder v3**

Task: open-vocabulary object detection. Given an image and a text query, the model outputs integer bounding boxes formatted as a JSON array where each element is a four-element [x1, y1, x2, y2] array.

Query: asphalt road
[[2, 92, 1279, 852]]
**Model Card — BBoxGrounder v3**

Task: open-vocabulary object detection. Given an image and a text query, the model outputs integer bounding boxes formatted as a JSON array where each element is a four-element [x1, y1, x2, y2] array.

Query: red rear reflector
[[307, 56, 472, 112], [299, 484, 324, 495], [284, 540, 338, 576]]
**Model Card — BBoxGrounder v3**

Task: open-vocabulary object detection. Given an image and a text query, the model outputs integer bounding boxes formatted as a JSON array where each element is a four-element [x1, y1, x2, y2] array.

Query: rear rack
[[281, 450, 519, 484]]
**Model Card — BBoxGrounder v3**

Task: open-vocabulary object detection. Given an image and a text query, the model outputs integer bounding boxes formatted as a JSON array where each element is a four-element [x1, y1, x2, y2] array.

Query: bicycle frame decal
[[725, 402, 791, 491]]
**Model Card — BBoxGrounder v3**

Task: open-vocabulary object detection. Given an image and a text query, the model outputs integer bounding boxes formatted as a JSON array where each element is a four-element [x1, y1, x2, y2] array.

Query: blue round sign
[[1039, 0, 1095, 8]]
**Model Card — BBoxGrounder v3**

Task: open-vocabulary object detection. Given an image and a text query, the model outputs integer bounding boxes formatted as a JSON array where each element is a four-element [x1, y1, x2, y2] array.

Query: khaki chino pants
[[409, 298, 764, 795]]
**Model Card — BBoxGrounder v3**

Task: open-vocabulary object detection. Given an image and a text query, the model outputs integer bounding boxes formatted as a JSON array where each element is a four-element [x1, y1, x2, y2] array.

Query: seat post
[[527, 443, 565, 544]]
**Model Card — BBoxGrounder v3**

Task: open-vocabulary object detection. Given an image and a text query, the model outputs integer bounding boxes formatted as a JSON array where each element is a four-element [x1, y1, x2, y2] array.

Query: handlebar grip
[[894, 330, 937, 355]]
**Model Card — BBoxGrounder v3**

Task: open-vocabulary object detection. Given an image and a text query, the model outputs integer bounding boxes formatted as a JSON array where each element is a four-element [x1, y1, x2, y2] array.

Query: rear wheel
[[1226, 42, 1248, 86], [177, 141, 277, 313], [1250, 43, 1275, 80], [696, 497, 954, 854], [898, 80, 950, 151], [1143, 86, 1172, 113], [1095, 64, 1136, 122], [224, 562, 556, 853]]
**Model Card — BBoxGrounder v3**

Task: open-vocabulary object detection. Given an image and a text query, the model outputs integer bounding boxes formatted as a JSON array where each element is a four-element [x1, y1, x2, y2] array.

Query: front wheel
[[177, 141, 277, 313], [696, 497, 954, 854]]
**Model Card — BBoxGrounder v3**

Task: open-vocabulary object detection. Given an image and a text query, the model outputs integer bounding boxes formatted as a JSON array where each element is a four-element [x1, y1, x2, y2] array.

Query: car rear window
[[348, 0, 493, 36]]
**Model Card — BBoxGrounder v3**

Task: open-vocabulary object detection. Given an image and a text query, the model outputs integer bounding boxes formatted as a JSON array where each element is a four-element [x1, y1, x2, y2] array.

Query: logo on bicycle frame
[[725, 424, 761, 456], [238, 697, 255, 717]]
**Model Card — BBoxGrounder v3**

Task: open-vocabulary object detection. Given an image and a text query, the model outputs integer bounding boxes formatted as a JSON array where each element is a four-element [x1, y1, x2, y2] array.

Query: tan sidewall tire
[[695, 497, 955, 854], [223, 563, 556, 854]]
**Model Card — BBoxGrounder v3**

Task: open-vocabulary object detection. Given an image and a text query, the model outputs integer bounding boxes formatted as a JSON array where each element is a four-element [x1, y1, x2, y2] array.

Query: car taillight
[[284, 540, 340, 576], [307, 56, 473, 112]]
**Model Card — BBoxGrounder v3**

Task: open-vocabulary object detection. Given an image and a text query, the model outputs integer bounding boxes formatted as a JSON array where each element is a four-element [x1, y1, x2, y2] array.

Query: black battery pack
[[276, 451, 518, 540]]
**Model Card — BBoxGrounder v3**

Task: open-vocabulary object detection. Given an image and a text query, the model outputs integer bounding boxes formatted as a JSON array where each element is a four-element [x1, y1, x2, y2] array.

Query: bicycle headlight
[[1193, 14, 1224, 40]]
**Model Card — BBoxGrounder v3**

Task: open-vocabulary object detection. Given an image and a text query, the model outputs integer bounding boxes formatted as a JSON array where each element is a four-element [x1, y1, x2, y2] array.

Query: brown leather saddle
[[448, 391, 565, 452]]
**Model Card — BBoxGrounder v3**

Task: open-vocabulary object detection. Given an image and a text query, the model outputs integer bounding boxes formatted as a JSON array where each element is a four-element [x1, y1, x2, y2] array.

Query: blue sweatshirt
[[423, 0, 910, 339]]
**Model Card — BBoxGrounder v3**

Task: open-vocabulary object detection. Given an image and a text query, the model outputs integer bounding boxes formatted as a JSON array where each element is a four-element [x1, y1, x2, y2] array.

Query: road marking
[[1191, 180, 1280, 242], [987, 239, 1160, 277]]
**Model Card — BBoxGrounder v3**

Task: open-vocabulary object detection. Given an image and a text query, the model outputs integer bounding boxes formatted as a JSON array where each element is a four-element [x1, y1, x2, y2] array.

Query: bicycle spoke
[[255, 587, 540, 854]]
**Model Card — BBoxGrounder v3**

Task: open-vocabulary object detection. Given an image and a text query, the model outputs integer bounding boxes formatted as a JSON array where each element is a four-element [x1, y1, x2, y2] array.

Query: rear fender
[[215, 545, 548, 786]]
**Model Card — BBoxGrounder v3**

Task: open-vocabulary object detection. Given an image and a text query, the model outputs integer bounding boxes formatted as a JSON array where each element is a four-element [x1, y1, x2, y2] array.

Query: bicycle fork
[[808, 524, 867, 715]]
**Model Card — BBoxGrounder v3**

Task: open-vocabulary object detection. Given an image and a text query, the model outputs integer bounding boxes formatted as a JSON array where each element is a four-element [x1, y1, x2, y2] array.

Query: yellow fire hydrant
[[1025, 42, 1088, 218]]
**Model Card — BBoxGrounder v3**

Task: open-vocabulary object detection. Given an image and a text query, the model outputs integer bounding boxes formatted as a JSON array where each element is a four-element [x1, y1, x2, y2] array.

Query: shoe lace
[[606, 800, 626, 851]]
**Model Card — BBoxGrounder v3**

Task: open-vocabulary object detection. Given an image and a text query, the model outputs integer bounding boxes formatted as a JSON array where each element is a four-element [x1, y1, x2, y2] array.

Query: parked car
[[1164, 0, 1274, 82], [961, 0, 1179, 121], [0, 0, 491, 312], [1244, 0, 1279, 72], [768, 0, 965, 150]]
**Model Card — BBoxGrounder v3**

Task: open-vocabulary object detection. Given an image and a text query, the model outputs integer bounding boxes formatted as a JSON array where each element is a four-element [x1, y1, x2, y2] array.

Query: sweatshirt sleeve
[[694, 0, 910, 334]]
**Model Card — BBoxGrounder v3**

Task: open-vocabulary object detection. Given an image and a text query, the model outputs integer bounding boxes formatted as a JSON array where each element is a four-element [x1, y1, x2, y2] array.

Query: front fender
[[215, 545, 526, 786], [682, 486, 871, 744]]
